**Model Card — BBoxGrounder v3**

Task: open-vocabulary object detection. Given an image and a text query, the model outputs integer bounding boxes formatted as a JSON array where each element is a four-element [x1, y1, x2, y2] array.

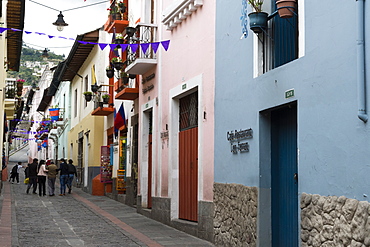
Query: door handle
[[294, 173, 298, 183]]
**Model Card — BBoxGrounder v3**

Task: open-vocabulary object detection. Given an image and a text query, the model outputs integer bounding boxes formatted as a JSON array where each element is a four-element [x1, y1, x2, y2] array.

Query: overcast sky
[[23, 0, 110, 57]]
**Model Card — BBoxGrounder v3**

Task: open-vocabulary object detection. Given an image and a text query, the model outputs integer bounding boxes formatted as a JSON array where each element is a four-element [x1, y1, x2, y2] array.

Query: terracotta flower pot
[[276, 0, 297, 18]]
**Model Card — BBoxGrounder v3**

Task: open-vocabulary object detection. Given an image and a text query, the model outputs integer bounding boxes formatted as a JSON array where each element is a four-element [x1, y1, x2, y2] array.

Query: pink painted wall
[[159, 1, 215, 201]]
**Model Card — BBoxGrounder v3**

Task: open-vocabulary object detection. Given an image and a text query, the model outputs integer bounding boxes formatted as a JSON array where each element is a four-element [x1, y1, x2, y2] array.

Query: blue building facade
[[214, 0, 370, 246]]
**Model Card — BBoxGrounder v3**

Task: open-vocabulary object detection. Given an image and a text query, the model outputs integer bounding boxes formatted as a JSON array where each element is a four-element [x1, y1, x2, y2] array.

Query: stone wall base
[[136, 196, 214, 243], [213, 183, 258, 247], [301, 193, 370, 246]]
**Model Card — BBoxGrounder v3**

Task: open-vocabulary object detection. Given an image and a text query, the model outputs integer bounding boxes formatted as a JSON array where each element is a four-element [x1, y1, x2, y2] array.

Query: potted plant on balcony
[[276, 0, 297, 18], [111, 57, 124, 70], [120, 71, 129, 86], [108, 5, 121, 20], [102, 93, 110, 104], [16, 79, 25, 89], [117, 1, 126, 14], [83, 91, 93, 102], [106, 65, 114, 78], [114, 33, 124, 44], [248, 0, 268, 34]]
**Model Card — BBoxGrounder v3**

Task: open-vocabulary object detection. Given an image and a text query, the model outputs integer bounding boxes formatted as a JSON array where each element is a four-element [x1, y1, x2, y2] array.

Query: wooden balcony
[[104, 0, 129, 33], [114, 76, 139, 100], [104, 18, 129, 33], [91, 105, 115, 116], [115, 87, 139, 100]]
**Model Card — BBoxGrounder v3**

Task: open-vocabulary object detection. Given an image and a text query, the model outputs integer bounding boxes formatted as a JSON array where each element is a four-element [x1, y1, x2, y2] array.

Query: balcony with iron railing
[[125, 23, 158, 75], [104, 0, 129, 33], [5, 78, 18, 120]]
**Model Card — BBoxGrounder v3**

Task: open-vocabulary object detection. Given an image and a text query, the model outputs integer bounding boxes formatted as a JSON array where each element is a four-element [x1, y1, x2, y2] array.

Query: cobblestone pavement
[[1, 163, 215, 247]]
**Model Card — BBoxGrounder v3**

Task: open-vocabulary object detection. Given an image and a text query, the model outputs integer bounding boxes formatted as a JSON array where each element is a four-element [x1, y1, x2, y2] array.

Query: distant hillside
[[7, 46, 65, 85]]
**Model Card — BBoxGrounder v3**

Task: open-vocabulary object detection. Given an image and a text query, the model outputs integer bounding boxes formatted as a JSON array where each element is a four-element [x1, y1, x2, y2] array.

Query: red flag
[[114, 103, 126, 129]]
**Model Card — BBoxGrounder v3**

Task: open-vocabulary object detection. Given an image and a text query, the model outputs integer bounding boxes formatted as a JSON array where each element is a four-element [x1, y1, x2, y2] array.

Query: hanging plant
[[16, 79, 25, 89], [106, 66, 115, 78], [276, 0, 297, 18], [111, 57, 124, 70], [83, 91, 93, 102], [248, 0, 268, 34]]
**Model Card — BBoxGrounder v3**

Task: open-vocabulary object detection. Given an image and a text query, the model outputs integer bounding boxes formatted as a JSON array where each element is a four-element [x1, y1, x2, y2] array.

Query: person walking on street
[[37, 160, 48, 196], [9, 162, 23, 184], [46, 161, 58, 196], [26, 158, 38, 194], [67, 159, 77, 194], [57, 158, 69, 196]]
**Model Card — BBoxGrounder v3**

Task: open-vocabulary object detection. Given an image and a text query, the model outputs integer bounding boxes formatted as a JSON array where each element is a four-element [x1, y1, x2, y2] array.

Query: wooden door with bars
[[178, 92, 198, 222]]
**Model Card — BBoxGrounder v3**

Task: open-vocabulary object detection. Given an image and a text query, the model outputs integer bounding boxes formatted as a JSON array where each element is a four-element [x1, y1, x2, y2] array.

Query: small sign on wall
[[285, 89, 295, 99], [227, 128, 253, 154]]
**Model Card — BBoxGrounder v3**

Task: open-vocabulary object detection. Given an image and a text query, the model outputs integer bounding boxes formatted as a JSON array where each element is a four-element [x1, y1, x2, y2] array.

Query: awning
[[36, 88, 52, 111], [59, 29, 100, 81], [25, 89, 35, 113], [47, 61, 65, 96], [6, 0, 25, 71]]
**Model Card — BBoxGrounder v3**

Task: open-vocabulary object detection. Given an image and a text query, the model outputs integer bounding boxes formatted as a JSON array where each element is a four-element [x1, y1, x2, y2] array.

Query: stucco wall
[[215, 0, 370, 201]]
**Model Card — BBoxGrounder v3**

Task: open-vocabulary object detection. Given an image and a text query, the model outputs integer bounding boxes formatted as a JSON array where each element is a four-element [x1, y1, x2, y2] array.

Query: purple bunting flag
[[141, 43, 150, 54], [130, 44, 139, 53], [151, 42, 160, 53], [35, 32, 46, 35], [24, 31, 32, 34], [119, 44, 128, 50], [99, 43, 108, 50], [48, 35, 55, 39], [109, 44, 119, 52], [78, 41, 88, 44], [11, 28, 22, 32], [0, 27, 9, 33], [161, 40, 170, 51]]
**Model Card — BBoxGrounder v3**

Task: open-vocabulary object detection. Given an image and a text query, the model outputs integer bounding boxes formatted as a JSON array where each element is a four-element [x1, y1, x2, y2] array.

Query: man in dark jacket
[[26, 158, 38, 194], [67, 159, 77, 194], [57, 158, 69, 196]]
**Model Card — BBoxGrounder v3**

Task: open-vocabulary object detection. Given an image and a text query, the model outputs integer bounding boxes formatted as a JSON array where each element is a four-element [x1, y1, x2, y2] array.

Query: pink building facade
[[127, 0, 215, 240]]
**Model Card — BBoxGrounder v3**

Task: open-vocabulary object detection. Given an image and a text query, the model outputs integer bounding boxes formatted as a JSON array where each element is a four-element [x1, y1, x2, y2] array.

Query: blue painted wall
[[215, 0, 370, 202]]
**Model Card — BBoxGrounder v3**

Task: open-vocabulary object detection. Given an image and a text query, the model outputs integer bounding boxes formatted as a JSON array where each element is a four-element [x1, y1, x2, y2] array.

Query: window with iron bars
[[179, 91, 198, 131], [257, 1, 298, 74]]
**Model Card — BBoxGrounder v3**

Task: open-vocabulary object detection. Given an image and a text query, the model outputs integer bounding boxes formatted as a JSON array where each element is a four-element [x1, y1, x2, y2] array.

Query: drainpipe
[[357, 0, 368, 122]]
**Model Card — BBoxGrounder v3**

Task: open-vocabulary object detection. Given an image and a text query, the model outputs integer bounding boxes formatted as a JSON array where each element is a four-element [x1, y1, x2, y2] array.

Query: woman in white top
[[37, 160, 48, 196]]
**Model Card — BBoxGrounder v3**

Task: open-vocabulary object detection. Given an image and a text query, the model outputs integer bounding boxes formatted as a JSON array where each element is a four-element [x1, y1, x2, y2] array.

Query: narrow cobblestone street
[[0, 162, 214, 247]]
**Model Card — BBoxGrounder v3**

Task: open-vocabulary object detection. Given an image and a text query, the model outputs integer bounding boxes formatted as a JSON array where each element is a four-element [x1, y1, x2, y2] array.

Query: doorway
[[178, 91, 198, 222], [271, 104, 298, 246]]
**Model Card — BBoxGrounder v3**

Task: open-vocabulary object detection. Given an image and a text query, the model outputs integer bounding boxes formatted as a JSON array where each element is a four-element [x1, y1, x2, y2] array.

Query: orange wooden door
[[179, 127, 198, 221]]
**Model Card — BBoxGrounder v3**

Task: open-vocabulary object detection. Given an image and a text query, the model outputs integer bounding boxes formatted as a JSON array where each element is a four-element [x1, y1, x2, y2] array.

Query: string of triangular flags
[[0, 27, 170, 53]]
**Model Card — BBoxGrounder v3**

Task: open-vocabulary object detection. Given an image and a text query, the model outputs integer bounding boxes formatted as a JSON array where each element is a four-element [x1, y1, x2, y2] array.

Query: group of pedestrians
[[23, 158, 77, 196]]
